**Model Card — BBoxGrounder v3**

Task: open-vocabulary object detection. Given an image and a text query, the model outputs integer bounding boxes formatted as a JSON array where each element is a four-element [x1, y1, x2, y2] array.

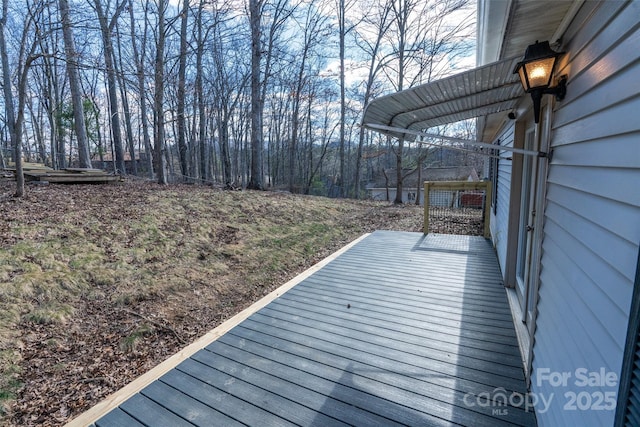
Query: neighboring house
[[366, 166, 479, 205], [363, 1, 640, 426]]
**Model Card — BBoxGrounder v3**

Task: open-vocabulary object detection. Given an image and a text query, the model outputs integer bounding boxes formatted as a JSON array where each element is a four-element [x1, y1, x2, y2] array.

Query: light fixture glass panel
[[517, 67, 528, 90], [524, 57, 556, 89]]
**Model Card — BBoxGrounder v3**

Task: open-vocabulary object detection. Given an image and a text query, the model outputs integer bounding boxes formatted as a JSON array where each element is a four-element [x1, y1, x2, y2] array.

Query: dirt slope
[[0, 180, 423, 426]]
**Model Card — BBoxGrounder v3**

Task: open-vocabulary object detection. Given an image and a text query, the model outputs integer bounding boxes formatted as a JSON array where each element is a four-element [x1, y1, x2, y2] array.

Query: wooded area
[[0, 0, 477, 198]]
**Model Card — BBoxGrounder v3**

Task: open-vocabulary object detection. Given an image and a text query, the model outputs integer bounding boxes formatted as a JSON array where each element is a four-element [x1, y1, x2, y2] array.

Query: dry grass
[[0, 179, 423, 426]]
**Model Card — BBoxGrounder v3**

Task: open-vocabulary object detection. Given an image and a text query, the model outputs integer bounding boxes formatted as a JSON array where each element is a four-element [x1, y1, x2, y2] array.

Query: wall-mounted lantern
[[514, 40, 567, 123]]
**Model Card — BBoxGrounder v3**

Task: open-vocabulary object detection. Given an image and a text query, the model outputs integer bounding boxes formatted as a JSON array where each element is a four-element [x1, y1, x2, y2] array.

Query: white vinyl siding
[[530, 2, 640, 426]]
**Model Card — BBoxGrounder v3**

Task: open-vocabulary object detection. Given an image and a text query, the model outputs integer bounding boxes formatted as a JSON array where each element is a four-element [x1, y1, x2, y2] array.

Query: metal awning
[[362, 56, 524, 140]]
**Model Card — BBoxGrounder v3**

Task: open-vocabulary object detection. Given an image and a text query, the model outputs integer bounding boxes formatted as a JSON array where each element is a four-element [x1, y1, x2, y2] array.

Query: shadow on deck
[[74, 231, 536, 427]]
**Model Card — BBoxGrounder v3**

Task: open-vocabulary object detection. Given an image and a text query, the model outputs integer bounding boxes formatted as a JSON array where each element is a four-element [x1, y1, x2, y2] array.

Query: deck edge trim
[[65, 233, 371, 427]]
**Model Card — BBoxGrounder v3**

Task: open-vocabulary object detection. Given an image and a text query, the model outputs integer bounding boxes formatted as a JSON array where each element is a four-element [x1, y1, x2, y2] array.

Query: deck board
[[285, 285, 517, 333], [139, 381, 245, 427], [262, 301, 522, 364], [159, 369, 297, 427], [296, 279, 514, 318], [93, 408, 146, 427], [88, 231, 536, 427], [214, 331, 534, 426], [118, 394, 195, 427], [223, 325, 522, 409], [271, 296, 521, 356]]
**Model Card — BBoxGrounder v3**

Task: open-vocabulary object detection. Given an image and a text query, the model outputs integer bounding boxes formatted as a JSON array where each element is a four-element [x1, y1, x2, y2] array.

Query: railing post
[[423, 181, 430, 234]]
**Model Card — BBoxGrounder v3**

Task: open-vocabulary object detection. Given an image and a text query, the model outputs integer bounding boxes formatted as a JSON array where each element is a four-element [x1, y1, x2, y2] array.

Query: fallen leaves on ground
[[0, 179, 424, 427]]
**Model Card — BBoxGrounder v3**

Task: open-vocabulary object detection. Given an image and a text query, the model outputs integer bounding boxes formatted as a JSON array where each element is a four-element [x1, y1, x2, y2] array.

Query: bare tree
[[288, 2, 329, 193], [336, 0, 358, 196], [353, 0, 392, 198], [382, 0, 473, 203], [0, 0, 22, 195], [36, 0, 67, 169], [128, 0, 154, 178], [193, 0, 209, 182], [246, 0, 263, 190], [58, 0, 92, 168], [90, 0, 127, 174], [0, 0, 474, 199], [153, 0, 168, 184], [210, 21, 249, 188], [304, 83, 338, 194], [114, 20, 138, 175], [0, 0, 45, 196], [176, 0, 190, 180]]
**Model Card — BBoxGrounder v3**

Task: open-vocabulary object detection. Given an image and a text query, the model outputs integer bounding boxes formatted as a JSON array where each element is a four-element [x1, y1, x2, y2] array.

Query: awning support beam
[[364, 123, 548, 158]]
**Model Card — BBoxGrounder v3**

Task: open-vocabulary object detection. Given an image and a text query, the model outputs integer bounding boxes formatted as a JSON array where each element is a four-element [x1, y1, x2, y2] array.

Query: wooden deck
[[3, 163, 121, 184], [79, 231, 536, 427], [24, 169, 122, 184]]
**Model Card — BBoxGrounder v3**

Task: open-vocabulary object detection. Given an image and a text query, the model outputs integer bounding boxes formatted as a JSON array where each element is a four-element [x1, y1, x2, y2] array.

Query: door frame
[[504, 104, 553, 379], [523, 103, 553, 378], [516, 127, 537, 320]]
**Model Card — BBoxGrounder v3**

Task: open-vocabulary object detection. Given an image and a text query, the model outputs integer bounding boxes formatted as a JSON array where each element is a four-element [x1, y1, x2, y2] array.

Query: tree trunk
[[218, 110, 232, 187], [195, 2, 207, 182], [354, 127, 367, 199], [26, 95, 47, 163], [154, 0, 167, 184], [353, 2, 390, 199], [415, 159, 422, 205], [287, 6, 324, 193], [0, 0, 24, 196], [382, 167, 389, 202], [128, 0, 154, 178], [247, 0, 263, 190], [176, 0, 189, 180], [0, 27, 23, 196], [41, 54, 59, 168], [59, 0, 91, 168], [114, 20, 137, 175], [392, 0, 408, 204], [93, 0, 126, 174], [394, 138, 404, 204], [338, 0, 345, 197]]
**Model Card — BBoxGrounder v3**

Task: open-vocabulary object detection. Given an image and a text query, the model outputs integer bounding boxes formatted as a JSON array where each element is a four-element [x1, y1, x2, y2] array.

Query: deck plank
[[214, 332, 534, 427], [240, 315, 527, 388], [303, 272, 510, 306], [92, 408, 146, 427], [200, 341, 457, 427], [176, 358, 342, 426], [118, 394, 194, 426], [297, 278, 514, 317], [88, 231, 536, 427], [160, 368, 296, 426], [194, 345, 408, 427], [278, 291, 519, 345], [139, 381, 245, 427], [262, 301, 522, 364], [285, 285, 516, 333]]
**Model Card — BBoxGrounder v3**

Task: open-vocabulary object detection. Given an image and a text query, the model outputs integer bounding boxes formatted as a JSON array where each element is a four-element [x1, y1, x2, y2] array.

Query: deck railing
[[423, 180, 492, 238]]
